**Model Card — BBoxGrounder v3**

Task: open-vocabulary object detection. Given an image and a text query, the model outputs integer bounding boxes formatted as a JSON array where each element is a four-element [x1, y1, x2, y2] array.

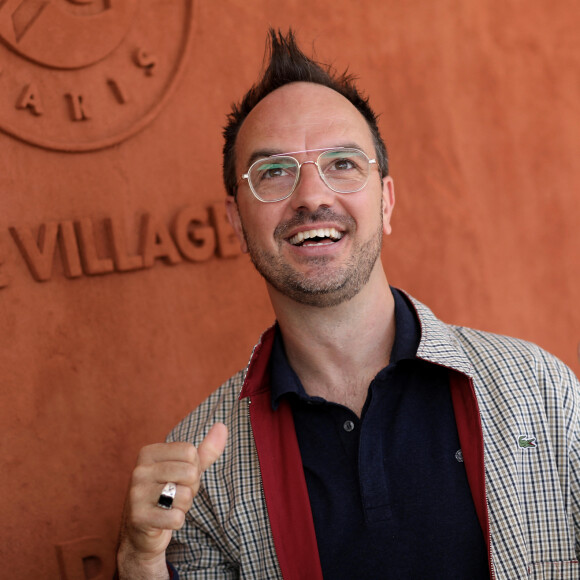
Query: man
[[117, 30, 580, 579]]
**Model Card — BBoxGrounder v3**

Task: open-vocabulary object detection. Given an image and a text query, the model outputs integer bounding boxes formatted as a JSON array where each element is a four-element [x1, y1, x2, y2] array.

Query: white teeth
[[289, 227, 343, 246]]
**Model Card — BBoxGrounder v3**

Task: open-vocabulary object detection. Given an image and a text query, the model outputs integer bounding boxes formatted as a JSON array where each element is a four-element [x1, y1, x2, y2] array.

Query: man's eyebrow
[[334, 142, 364, 151], [246, 149, 284, 168], [244, 143, 369, 170]]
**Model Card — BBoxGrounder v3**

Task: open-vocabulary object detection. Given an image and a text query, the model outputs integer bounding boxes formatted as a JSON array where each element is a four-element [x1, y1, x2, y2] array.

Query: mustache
[[274, 208, 355, 239]]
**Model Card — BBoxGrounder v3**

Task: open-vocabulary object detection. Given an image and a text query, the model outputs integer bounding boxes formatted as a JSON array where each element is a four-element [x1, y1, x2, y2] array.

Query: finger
[[173, 483, 195, 511], [155, 482, 194, 513], [132, 497, 187, 533], [137, 441, 196, 465], [197, 423, 228, 472], [132, 460, 199, 489], [128, 481, 193, 531]]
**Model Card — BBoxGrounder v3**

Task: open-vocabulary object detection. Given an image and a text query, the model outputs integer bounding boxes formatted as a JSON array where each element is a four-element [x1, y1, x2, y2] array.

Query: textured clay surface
[[0, 1, 578, 577]]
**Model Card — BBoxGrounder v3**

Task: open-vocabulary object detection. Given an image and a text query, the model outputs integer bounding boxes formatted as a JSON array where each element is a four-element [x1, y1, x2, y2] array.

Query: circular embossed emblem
[[0, 0, 194, 151]]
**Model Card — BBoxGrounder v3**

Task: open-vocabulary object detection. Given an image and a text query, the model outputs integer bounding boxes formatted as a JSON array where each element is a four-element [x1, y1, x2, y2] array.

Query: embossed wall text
[[1, 203, 240, 288], [0, 0, 194, 151]]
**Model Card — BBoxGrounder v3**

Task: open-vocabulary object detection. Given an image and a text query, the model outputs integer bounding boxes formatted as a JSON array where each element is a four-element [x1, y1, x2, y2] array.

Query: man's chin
[[247, 228, 383, 309], [266, 275, 360, 308]]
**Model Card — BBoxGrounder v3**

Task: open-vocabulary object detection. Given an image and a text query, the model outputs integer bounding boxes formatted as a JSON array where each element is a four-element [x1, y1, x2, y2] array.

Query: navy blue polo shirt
[[270, 289, 489, 579]]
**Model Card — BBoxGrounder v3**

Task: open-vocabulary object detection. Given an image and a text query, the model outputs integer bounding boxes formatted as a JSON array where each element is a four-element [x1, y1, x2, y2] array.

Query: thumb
[[197, 422, 228, 472]]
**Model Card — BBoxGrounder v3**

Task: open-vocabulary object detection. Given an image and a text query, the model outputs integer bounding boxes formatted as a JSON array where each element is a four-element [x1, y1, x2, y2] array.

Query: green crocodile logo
[[518, 436, 537, 449]]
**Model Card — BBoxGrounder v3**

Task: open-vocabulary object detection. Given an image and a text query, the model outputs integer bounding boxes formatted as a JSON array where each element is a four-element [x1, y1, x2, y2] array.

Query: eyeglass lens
[[248, 148, 371, 201]]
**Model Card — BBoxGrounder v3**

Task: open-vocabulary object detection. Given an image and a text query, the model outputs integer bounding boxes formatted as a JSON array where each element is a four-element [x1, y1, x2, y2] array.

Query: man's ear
[[381, 176, 395, 236], [225, 197, 248, 254]]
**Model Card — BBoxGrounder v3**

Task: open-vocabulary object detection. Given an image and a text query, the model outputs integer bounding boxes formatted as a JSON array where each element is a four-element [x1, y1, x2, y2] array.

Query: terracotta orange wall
[[1, 1, 578, 577]]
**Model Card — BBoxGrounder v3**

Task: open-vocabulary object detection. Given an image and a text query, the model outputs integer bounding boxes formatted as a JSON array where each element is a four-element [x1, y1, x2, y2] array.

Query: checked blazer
[[166, 292, 580, 579]]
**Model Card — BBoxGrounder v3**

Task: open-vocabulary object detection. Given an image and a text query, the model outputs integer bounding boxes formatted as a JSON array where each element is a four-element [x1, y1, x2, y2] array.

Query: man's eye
[[255, 163, 293, 181], [329, 158, 356, 171], [265, 167, 287, 178]]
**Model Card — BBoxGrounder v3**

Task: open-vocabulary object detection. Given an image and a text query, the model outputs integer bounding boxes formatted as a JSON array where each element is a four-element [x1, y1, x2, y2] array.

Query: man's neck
[[269, 268, 396, 417]]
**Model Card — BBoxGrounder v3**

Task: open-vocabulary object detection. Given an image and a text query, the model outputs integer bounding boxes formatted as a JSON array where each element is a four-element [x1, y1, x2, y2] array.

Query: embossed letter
[[140, 213, 182, 268], [75, 218, 114, 275], [9, 222, 58, 282], [105, 216, 144, 272], [55, 536, 110, 580], [17, 83, 44, 116], [173, 207, 216, 262], [58, 221, 83, 279], [210, 202, 241, 258], [134, 48, 158, 76], [107, 78, 129, 104], [66, 93, 91, 121]]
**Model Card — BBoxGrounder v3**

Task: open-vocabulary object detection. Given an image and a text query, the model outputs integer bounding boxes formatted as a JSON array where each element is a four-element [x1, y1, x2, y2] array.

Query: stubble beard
[[241, 208, 384, 308]]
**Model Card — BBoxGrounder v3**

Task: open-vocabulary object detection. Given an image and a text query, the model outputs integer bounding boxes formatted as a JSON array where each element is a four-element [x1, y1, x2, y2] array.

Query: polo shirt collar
[[270, 287, 421, 410]]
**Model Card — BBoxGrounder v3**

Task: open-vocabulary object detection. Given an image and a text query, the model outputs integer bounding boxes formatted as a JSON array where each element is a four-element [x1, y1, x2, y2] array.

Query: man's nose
[[289, 162, 335, 212]]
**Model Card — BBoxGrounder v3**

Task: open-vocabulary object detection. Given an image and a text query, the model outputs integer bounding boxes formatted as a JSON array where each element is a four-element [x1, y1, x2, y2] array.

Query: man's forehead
[[236, 82, 374, 167], [240, 82, 368, 131]]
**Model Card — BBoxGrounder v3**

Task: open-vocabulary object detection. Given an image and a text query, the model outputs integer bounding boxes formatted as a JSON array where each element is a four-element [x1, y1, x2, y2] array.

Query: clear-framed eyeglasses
[[239, 147, 378, 203]]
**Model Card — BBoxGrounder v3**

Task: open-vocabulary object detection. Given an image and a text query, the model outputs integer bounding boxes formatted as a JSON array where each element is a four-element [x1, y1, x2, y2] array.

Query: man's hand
[[117, 423, 228, 579]]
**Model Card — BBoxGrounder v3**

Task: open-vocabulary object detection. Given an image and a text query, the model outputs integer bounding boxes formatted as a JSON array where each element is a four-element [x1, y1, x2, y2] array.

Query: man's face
[[227, 82, 395, 308]]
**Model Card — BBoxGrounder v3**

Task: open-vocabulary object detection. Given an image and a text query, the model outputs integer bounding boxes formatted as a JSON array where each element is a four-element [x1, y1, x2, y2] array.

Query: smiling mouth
[[288, 227, 344, 247]]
